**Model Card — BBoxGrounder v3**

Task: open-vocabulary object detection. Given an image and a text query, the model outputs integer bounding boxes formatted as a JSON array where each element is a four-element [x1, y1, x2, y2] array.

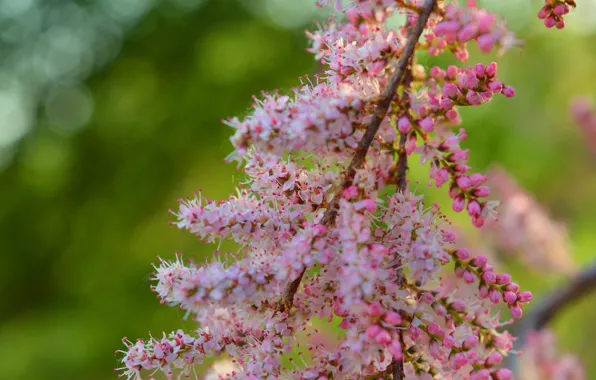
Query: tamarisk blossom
[[428, 2, 518, 60], [119, 1, 533, 378], [537, 0, 576, 29], [484, 166, 576, 275], [519, 330, 585, 379], [570, 97, 596, 156]]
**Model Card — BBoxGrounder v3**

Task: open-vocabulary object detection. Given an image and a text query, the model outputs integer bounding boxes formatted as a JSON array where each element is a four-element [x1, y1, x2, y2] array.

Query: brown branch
[[275, 0, 438, 320], [506, 261, 596, 374], [524, 262, 596, 331], [389, 1, 437, 377]]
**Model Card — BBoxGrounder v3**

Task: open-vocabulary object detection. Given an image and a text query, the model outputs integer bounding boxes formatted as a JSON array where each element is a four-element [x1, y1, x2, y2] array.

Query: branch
[[389, 2, 437, 378], [276, 0, 438, 317], [507, 261, 596, 374], [523, 262, 596, 331]]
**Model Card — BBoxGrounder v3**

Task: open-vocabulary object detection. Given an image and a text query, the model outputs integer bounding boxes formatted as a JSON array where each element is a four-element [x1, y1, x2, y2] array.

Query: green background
[[0, 0, 595, 379]]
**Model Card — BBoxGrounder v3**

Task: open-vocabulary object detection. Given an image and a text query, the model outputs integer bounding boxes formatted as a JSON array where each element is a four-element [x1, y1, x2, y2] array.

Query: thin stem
[[275, 0, 438, 319]]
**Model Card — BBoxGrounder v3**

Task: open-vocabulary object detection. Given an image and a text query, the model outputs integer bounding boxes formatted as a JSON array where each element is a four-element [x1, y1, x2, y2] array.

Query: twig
[[507, 262, 596, 375], [276, 0, 438, 320], [389, 2, 437, 378], [523, 262, 596, 330], [391, 69, 412, 380]]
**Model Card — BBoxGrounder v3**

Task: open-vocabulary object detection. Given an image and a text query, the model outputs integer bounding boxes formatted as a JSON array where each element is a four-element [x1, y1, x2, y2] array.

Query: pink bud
[[469, 173, 487, 186], [471, 369, 491, 380], [489, 289, 501, 304], [466, 91, 483, 105], [488, 80, 503, 93], [470, 255, 488, 267], [485, 62, 498, 77], [553, 4, 568, 15], [482, 271, 496, 285], [383, 312, 403, 326], [421, 291, 435, 303], [452, 353, 468, 369], [397, 116, 411, 133], [430, 66, 445, 79], [445, 109, 461, 124], [366, 325, 381, 338], [454, 164, 471, 173], [496, 273, 512, 285], [463, 335, 479, 349], [342, 185, 359, 200], [517, 291, 533, 303], [375, 329, 392, 345], [458, 24, 478, 42], [473, 63, 486, 78], [556, 19, 565, 29], [477, 34, 495, 53], [443, 335, 457, 348], [503, 85, 516, 98], [463, 270, 476, 284], [427, 322, 443, 336], [485, 351, 503, 367], [452, 195, 466, 212], [544, 16, 557, 28], [503, 291, 517, 304], [473, 186, 490, 197], [509, 305, 523, 318], [472, 214, 485, 228], [443, 82, 459, 99], [455, 248, 470, 259], [441, 98, 454, 110], [450, 149, 469, 162], [419, 116, 435, 132], [479, 285, 489, 298], [506, 282, 520, 292], [456, 176, 472, 190], [434, 21, 461, 36], [537, 6, 549, 19], [493, 368, 513, 380], [467, 200, 481, 216], [447, 65, 459, 79]]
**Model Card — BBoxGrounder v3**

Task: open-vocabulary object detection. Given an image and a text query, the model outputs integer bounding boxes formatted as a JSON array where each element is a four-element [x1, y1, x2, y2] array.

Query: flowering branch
[[277, 0, 438, 317], [117, 0, 553, 378]]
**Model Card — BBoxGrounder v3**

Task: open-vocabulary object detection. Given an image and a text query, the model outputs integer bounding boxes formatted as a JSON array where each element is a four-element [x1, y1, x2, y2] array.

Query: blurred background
[[0, 0, 595, 379]]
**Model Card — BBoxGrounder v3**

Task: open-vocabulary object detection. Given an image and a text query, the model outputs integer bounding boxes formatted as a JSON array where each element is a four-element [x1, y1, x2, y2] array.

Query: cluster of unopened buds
[[538, 0, 576, 29], [115, 0, 579, 378], [452, 248, 533, 317], [428, 2, 517, 60]]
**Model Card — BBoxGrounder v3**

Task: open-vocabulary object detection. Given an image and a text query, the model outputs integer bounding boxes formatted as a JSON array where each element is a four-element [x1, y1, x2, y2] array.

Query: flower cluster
[[537, 0, 576, 29], [484, 166, 576, 275], [118, 0, 538, 378], [428, 2, 517, 60], [520, 330, 585, 379]]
